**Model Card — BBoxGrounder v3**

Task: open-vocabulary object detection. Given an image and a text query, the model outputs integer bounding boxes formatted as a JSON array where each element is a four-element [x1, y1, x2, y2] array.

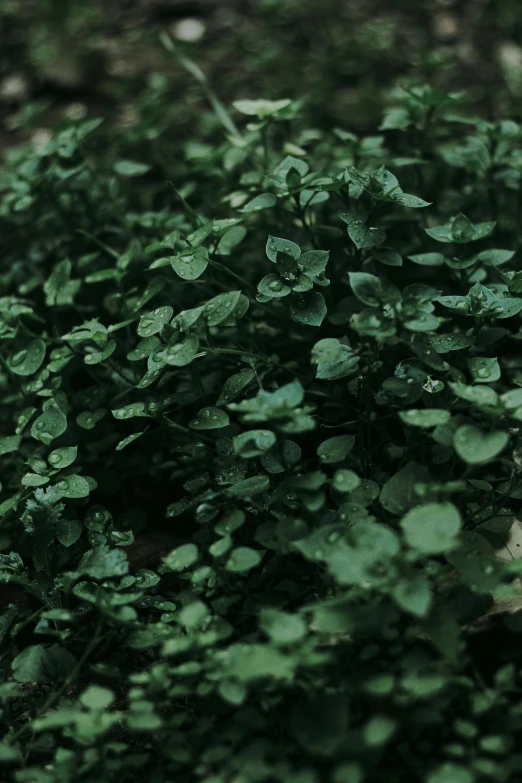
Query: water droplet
[[49, 453, 62, 464], [36, 421, 45, 430]]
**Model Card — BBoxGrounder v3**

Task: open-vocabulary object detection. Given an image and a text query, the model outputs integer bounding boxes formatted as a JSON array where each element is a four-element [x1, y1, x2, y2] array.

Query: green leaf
[[392, 574, 432, 617], [162, 543, 199, 571], [114, 159, 151, 176], [400, 502, 461, 554], [163, 334, 199, 366], [48, 446, 77, 469], [55, 519, 82, 547], [311, 338, 360, 380], [408, 253, 445, 266], [76, 409, 106, 429], [502, 388, 522, 409], [12, 644, 76, 683], [260, 608, 306, 645], [297, 250, 330, 278], [261, 439, 301, 473], [340, 211, 386, 249], [78, 546, 129, 579], [240, 193, 276, 212], [257, 273, 292, 299], [217, 368, 256, 405], [189, 407, 229, 430], [226, 546, 262, 572], [187, 221, 214, 247], [290, 291, 327, 326], [427, 764, 474, 783], [450, 381, 499, 408], [348, 272, 382, 306], [217, 642, 294, 682], [399, 409, 450, 428], [205, 290, 242, 326], [226, 475, 270, 497], [112, 402, 149, 420], [426, 213, 495, 243], [429, 333, 473, 352], [84, 339, 116, 365], [8, 339, 46, 376], [317, 435, 355, 464], [0, 435, 21, 456], [494, 297, 522, 319], [171, 247, 209, 280], [116, 430, 147, 451], [392, 192, 431, 208], [138, 306, 174, 337], [218, 680, 247, 705], [0, 744, 20, 762], [85, 268, 122, 283], [478, 248, 515, 266], [44, 259, 77, 305], [233, 98, 292, 117], [468, 356, 500, 383], [368, 249, 402, 267], [31, 399, 67, 446], [380, 461, 430, 515], [274, 155, 310, 179], [266, 236, 301, 262], [233, 429, 276, 458], [363, 715, 397, 747], [22, 473, 49, 487], [216, 225, 247, 255], [437, 295, 471, 314], [80, 685, 115, 710], [171, 306, 205, 332], [55, 475, 91, 499], [453, 425, 509, 464], [451, 213, 481, 242], [333, 469, 361, 493]]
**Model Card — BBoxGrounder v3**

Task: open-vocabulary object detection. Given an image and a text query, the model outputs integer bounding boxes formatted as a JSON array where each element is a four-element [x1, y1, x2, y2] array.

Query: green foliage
[[3, 54, 522, 783]]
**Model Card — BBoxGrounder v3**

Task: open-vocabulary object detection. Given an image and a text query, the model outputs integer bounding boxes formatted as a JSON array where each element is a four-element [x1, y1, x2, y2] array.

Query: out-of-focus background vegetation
[[1, 0, 522, 152]]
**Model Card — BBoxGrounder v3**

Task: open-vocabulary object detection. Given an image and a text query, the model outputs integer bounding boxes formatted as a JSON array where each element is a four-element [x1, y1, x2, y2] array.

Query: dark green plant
[[2, 73, 522, 783]]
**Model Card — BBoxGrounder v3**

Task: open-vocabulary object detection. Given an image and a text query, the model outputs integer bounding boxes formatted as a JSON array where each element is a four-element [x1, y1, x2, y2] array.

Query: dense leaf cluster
[[2, 81, 522, 782]]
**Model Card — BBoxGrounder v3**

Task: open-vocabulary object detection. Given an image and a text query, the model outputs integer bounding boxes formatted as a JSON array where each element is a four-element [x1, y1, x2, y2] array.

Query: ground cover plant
[[3, 29, 522, 783]]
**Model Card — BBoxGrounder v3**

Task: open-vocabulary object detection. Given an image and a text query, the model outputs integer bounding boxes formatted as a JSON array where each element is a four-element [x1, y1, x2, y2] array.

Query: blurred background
[[1, 0, 521, 149]]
